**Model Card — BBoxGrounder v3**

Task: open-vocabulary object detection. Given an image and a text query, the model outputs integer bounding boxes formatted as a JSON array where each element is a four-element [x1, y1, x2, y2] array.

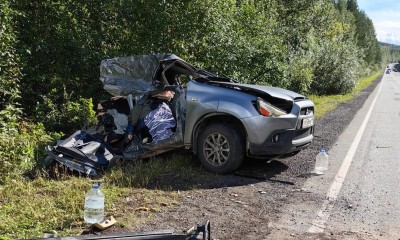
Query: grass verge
[[309, 70, 382, 119], [0, 153, 214, 239]]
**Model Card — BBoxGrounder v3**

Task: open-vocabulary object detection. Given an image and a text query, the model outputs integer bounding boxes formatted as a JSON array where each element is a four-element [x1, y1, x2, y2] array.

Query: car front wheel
[[197, 123, 245, 174]]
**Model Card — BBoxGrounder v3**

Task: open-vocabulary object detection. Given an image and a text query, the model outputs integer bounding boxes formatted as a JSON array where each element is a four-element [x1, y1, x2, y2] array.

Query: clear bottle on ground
[[84, 183, 105, 224], [313, 148, 329, 175]]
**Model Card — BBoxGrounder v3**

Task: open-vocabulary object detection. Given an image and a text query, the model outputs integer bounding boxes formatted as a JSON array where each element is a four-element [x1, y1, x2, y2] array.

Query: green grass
[[0, 154, 213, 239], [309, 70, 382, 119], [0, 71, 383, 239]]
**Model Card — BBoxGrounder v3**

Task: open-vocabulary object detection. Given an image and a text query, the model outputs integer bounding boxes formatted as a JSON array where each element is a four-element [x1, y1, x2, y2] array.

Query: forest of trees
[[381, 42, 400, 64], [1, 0, 399, 180]]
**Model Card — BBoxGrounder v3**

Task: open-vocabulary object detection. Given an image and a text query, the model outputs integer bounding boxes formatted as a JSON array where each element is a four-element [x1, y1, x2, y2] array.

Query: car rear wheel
[[197, 123, 245, 174]]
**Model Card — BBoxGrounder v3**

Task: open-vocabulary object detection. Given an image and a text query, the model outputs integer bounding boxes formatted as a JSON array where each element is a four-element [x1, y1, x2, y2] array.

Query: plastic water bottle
[[84, 183, 104, 224], [313, 148, 329, 175]]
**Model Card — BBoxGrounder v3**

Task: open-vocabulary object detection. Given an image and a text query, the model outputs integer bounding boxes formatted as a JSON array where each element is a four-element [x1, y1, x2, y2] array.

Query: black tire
[[197, 123, 245, 174]]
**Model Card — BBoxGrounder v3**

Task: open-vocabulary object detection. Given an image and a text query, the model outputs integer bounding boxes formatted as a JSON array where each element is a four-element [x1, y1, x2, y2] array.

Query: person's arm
[[126, 122, 134, 140], [126, 98, 153, 140]]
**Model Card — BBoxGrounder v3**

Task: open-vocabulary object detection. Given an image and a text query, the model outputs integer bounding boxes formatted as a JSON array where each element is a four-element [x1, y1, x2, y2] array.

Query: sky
[[357, 0, 400, 45]]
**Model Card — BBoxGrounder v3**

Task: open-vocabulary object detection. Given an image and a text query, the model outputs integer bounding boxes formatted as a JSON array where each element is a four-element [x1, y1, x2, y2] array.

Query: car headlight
[[256, 97, 287, 117]]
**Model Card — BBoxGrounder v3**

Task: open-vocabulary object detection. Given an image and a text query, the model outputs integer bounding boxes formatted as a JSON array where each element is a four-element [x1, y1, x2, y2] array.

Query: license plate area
[[302, 116, 314, 129]]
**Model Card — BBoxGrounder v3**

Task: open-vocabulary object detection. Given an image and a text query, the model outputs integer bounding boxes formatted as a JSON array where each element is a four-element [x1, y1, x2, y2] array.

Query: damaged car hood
[[208, 81, 307, 102]]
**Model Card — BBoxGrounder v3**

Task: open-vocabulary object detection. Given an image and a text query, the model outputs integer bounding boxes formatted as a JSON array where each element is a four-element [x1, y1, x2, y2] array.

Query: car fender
[[184, 81, 258, 145]]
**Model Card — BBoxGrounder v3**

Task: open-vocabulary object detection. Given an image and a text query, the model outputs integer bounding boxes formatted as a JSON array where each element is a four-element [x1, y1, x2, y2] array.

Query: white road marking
[[308, 78, 384, 233]]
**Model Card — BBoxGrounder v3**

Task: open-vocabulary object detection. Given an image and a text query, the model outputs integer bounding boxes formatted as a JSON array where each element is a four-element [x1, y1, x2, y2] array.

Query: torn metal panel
[[100, 53, 184, 96]]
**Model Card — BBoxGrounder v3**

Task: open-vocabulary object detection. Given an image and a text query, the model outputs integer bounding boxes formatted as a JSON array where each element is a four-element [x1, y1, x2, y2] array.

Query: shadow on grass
[[127, 153, 291, 191], [39, 151, 291, 192]]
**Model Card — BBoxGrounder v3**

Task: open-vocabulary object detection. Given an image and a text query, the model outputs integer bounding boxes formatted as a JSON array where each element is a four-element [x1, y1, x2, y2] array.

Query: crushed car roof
[[100, 53, 184, 96]]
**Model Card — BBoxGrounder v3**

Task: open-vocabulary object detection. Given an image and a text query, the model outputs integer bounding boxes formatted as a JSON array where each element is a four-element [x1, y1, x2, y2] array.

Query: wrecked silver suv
[[45, 53, 314, 176]]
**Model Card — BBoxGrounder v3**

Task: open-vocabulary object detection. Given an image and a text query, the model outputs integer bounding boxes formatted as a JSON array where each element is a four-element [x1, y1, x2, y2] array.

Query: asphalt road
[[268, 67, 400, 239]]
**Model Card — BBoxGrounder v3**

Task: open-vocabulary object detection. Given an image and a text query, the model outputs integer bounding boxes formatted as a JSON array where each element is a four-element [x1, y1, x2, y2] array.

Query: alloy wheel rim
[[203, 133, 230, 166]]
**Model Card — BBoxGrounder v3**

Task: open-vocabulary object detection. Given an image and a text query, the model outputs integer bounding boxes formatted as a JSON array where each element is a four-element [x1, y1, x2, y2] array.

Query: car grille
[[273, 102, 293, 114], [293, 127, 313, 141]]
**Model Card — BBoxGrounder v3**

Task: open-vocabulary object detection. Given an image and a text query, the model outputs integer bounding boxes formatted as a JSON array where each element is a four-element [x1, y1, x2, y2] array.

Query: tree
[[3, 0, 384, 134], [0, 0, 21, 113], [346, 0, 382, 67]]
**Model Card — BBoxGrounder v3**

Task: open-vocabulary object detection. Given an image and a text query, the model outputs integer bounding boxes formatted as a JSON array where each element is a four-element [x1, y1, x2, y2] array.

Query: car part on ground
[[35, 220, 211, 240]]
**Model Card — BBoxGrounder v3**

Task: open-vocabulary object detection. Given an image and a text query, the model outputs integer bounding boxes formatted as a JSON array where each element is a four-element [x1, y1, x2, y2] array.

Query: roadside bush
[[311, 39, 360, 95], [34, 88, 97, 134], [0, 0, 22, 110], [286, 54, 314, 94], [0, 107, 54, 183], [184, 0, 286, 87]]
